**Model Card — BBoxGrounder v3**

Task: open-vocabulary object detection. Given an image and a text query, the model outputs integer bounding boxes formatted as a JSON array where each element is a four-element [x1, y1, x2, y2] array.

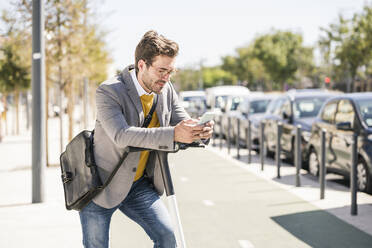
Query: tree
[[202, 66, 237, 88], [222, 46, 270, 90], [252, 30, 312, 90], [319, 4, 372, 92], [0, 7, 31, 135], [1, 0, 111, 164]]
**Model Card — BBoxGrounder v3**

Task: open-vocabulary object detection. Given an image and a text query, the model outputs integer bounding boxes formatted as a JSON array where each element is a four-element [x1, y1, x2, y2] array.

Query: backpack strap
[[142, 94, 158, 128]]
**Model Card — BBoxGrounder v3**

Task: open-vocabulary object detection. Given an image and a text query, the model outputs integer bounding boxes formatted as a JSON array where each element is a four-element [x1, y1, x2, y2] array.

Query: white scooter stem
[[158, 152, 187, 248]]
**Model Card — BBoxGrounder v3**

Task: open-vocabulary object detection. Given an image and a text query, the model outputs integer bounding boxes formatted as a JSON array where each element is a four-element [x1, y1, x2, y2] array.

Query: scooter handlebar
[[128, 141, 205, 153]]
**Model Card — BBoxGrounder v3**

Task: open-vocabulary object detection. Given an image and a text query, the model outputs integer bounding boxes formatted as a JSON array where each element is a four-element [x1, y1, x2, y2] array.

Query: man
[[79, 30, 213, 248]]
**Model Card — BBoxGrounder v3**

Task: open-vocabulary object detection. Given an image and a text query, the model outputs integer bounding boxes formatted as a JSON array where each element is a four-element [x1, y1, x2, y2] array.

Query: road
[[110, 148, 372, 248]]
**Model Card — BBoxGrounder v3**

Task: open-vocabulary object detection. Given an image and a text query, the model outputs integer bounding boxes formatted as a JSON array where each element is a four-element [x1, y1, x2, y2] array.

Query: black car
[[307, 92, 372, 193], [264, 89, 338, 161]]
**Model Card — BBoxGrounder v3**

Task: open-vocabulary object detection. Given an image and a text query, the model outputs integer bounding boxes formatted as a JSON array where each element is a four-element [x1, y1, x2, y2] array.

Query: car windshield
[[249, 99, 270, 114], [294, 97, 328, 119], [183, 96, 205, 102], [355, 98, 372, 127], [215, 95, 228, 109], [231, 96, 243, 111]]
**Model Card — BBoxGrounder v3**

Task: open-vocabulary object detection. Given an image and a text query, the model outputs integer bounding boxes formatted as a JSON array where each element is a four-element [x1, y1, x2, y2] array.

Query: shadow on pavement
[[271, 205, 372, 248], [272, 173, 350, 192]]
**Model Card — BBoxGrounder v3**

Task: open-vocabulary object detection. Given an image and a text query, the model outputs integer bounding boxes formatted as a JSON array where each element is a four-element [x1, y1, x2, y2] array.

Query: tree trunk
[[67, 82, 74, 141], [89, 81, 96, 126], [25, 91, 31, 130], [83, 78, 88, 129], [59, 83, 64, 153], [15, 90, 20, 135], [0, 95, 3, 142], [4, 93, 8, 135], [0, 112, 2, 142]]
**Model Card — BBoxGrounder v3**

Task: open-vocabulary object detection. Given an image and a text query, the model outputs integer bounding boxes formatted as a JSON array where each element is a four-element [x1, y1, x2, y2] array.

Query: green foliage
[[0, 44, 30, 93], [253, 30, 312, 89], [172, 66, 237, 91], [202, 67, 237, 88], [172, 67, 200, 91], [0, 0, 111, 93], [319, 4, 372, 92], [222, 45, 270, 90], [221, 30, 313, 91]]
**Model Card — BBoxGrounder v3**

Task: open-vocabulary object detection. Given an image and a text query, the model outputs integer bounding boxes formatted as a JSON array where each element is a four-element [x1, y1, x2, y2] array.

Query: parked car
[[264, 89, 338, 162], [231, 93, 276, 149], [205, 85, 250, 112], [307, 92, 372, 193], [205, 86, 250, 136], [178, 91, 206, 118], [220, 91, 252, 139]]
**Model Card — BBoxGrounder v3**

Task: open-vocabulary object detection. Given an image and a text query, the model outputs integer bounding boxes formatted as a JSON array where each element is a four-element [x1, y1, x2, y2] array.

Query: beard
[[142, 72, 167, 94]]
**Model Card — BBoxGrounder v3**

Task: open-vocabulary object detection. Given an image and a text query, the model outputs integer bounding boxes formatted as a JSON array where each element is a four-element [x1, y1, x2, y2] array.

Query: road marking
[[180, 177, 189, 182], [238, 240, 255, 248], [202, 200, 215, 206]]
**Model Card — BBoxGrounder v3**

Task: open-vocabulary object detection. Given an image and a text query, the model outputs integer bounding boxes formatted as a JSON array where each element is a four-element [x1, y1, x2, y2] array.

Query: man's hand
[[174, 119, 204, 143], [199, 120, 214, 139]]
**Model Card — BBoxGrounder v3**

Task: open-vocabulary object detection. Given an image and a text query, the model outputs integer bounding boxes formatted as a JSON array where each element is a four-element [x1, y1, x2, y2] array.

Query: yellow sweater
[[134, 94, 160, 181]]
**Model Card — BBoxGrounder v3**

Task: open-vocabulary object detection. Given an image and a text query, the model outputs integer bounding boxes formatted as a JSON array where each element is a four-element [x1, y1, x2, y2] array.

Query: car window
[[335, 100, 355, 127], [265, 98, 279, 114], [293, 97, 328, 119], [231, 96, 242, 111], [321, 101, 338, 124], [272, 98, 286, 116], [281, 99, 292, 117], [249, 99, 270, 114], [215, 95, 227, 109], [355, 98, 372, 127]]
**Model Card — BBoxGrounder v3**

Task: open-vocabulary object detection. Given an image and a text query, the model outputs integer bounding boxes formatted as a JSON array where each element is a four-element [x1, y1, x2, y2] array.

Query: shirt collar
[[130, 69, 154, 96]]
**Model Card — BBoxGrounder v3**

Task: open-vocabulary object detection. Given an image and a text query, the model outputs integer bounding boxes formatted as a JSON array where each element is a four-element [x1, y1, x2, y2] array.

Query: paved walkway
[[1, 132, 372, 247]]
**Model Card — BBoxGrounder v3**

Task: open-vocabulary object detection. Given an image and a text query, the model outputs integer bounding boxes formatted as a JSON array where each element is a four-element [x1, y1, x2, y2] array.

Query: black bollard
[[351, 133, 358, 215], [247, 120, 252, 164], [260, 121, 265, 171], [212, 117, 216, 147], [320, 129, 326, 199], [295, 125, 302, 187], [237, 118, 240, 159], [276, 122, 282, 179], [219, 115, 223, 150], [227, 116, 231, 154]]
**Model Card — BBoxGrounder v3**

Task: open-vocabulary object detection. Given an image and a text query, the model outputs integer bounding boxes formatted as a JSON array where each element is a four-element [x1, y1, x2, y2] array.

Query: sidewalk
[[208, 139, 372, 236], [1, 131, 372, 247]]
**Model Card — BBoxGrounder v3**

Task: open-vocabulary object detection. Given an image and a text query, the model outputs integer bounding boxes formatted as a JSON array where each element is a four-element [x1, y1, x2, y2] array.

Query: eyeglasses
[[155, 67, 177, 78], [146, 62, 177, 78]]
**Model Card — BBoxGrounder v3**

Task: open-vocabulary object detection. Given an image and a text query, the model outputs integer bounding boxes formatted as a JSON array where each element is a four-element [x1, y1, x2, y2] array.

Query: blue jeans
[[79, 177, 176, 248]]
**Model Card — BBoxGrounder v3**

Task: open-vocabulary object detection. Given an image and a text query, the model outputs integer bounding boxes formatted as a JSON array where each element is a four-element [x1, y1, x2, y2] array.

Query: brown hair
[[135, 30, 179, 73]]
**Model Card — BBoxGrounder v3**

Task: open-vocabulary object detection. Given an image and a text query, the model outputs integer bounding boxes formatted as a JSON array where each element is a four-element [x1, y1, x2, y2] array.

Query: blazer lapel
[[156, 93, 165, 127], [121, 66, 144, 126]]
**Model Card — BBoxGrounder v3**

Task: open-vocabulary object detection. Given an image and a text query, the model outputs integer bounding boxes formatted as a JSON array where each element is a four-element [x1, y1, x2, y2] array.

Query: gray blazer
[[93, 65, 189, 208]]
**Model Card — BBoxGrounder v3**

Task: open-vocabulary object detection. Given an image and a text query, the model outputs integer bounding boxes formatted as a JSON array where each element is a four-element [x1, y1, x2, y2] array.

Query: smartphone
[[198, 111, 216, 125]]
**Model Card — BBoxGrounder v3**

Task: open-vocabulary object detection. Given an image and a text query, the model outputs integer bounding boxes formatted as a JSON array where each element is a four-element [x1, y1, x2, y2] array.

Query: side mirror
[[282, 111, 293, 123], [336, 121, 352, 131]]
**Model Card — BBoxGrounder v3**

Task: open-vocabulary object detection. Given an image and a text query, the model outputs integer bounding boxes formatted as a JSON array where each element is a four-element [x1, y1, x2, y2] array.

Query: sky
[[0, 0, 370, 74]]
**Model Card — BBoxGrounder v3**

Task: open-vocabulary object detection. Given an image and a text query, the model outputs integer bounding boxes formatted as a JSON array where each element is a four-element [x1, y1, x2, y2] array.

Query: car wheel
[[308, 149, 319, 176], [356, 159, 371, 193]]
